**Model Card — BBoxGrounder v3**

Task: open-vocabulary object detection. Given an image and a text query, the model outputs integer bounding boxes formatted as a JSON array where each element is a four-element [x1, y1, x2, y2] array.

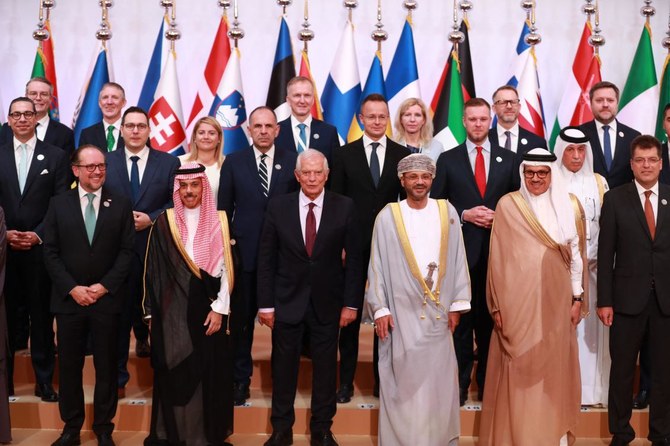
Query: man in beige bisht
[[554, 126, 611, 407], [364, 154, 471, 446], [479, 148, 587, 446]]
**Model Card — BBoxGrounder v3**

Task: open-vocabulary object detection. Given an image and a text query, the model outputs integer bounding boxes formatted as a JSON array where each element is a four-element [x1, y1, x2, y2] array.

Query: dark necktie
[[474, 146, 486, 198], [259, 153, 269, 197], [297, 123, 307, 153], [370, 142, 381, 188], [106, 125, 116, 152], [504, 130, 512, 151], [305, 202, 316, 256], [85, 193, 96, 244], [644, 190, 655, 240], [130, 156, 140, 203], [603, 125, 613, 171], [407, 144, 420, 154]]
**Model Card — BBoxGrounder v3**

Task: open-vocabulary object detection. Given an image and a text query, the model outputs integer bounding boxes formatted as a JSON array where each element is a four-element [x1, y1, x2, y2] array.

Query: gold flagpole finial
[[371, 0, 388, 53], [344, 1, 358, 23], [162, 0, 181, 52], [403, 1, 418, 21], [33, 1, 50, 44], [277, 0, 292, 16], [589, 0, 605, 55], [641, 0, 655, 27], [228, 0, 245, 49], [96, 0, 113, 44], [459, 0, 472, 22], [448, 0, 464, 53], [521, 0, 542, 47], [298, 0, 314, 53]]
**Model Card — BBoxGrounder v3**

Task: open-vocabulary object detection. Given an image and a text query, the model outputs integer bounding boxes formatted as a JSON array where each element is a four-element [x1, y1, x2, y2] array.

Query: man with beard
[[488, 85, 547, 155]]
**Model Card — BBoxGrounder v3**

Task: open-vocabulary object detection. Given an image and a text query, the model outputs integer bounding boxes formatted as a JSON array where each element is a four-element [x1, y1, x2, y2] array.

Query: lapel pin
[[313, 133, 320, 140], [37, 154, 45, 161], [496, 156, 503, 163], [520, 138, 528, 145], [662, 199, 668, 206], [619, 131, 624, 138], [275, 164, 282, 170], [230, 238, 237, 246], [103, 201, 110, 207]]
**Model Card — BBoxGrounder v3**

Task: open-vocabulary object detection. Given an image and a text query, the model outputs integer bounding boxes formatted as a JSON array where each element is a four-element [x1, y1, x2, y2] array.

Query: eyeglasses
[[494, 99, 521, 107], [632, 157, 660, 165], [75, 163, 107, 172], [122, 123, 149, 131], [26, 91, 51, 99], [362, 114, 388, 122], [8, 111, 36, 120], [523, 170, 551, 179]]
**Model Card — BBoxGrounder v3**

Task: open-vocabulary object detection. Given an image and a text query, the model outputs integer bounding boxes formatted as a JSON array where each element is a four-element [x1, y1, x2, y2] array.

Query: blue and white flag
[[348, 51, 386, 142], [138, 18, 166, 112], [386, 18, 420, 120]]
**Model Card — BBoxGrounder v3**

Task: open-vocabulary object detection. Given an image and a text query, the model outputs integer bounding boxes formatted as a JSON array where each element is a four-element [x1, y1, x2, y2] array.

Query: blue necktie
[[84, 193, 96, 244], [130, 156, 140, 202], [603, 125, 612, 171], [370, 142, 381, 188], [297, 123, 307, 153]]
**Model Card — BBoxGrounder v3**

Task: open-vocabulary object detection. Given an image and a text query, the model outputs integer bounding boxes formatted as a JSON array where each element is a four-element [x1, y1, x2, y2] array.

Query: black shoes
[[96, 432, 116, 446], [372, 383, 379, 398], [51, 432, 81, 446], [459, 387, 468, 406], [135, 339, 151, 358], [311, 430, 338, 446], [35, 383, 59, 402], [336, 385, 353, 404], [233, 382, 250, 406], [632, 390, 649, 409], [264, 430, 293, 446]]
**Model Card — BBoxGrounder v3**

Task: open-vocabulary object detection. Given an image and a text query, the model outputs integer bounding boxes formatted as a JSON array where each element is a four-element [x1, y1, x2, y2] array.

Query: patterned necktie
[[17, 144, 28, 193], [85, 193, 97, 244], [603, 125, 613, 171], [130, 156, 140, 202], [106, 125, 116, 152], [504, 130, 512, 151], [259, 153, 269, 197], [370, 142, 381, 188], [474, 146, 487, 198], [644, 190, 655, 240], [305, 202, 316, 256], [297, 123, 307, 153]]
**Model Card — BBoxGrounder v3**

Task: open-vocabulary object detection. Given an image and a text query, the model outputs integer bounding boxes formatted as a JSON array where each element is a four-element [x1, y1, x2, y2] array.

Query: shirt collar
[[125, 145, 150, 161], [596, 119, 618, 133], [497, 123, 518, 138], [14, 135, 37, 151], [299, 188, 325, 208], [634, 179, 659, 196], [290, 114, 312, 129], [37, 114, 50, 129], [104, 118, 122, 131], [362, 134, 387, 149], [466, 139, 491, 153], [78, 184, 102, 200], [253, 145, 275, 160]]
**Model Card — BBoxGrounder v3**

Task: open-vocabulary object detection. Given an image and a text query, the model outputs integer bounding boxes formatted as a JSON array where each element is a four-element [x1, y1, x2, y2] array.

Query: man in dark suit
[[104, 106, 180, 397], [43, 145, 134, 446], [579, 81, 641, 189], [488, 85, 547, 154], [0, 97, 69, 401], [598, 135, 670, 446], [275, 76, 340, 162], [659, 103, 670, 186], [258, 149, 364, 446], [330, 93, 410, 402], [79, 82, 127, 152], [0, 77, 75, 156], [218, 106, 299, 406], [431, 97, 520, 406]]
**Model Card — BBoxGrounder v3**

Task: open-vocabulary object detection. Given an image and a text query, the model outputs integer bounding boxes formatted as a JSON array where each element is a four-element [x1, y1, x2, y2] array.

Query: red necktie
[[474, 146, 486, 198], [305, 202, 316, 256], [644, 190, 655, 240]]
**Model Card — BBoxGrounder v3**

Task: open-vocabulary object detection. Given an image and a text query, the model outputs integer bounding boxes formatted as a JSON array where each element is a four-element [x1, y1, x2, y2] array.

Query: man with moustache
[[104, 106, 180, 398], [488, 85, 547, 154], [0, 97, 69, 400], [431, 98, 519, 406], [43, 145, 134, 446], [275, 76, 340, 162], [218, 106, 299, 406], [79, 82, 127, 152], [330, 93, 410, 402]]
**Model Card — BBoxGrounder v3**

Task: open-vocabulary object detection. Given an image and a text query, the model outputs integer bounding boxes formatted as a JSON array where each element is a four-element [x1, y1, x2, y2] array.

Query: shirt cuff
[[210, 289, 230, 315], [571, 281, 583, 297], [258, 308, 274, 313], [373, 307, 391, 320], [449, 300, 471, 313]]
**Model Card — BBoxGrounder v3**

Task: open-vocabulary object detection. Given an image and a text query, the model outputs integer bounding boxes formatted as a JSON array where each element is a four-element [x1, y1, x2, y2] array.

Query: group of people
[[0, 72, 668, 446]]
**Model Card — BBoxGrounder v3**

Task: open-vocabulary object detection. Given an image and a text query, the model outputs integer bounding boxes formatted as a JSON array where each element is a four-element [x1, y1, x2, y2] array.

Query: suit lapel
[[288, 193, 308, 257], [627, 185, 653, 241], [1, 144, 21, 197], [136, 150, 159, 203], [108, 150, 133, 197], [245, 148, 267, 197], [23, 141, 48, 197], [457, 145, 480, 196], [43, 120, 55, 144], [269, 151, 289, 195], [91, 189, 112, 245], [656, 185, 670, 239], [311, 192, 334, 257], [353, 140, 376, 188], [68, 190, 91, 246], [586, 122, 607, 173], [485, 146, 504, 200]]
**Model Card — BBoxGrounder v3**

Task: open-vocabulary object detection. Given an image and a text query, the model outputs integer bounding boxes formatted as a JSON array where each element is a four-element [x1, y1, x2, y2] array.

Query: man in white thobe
[[365, 154, 471, 446], [555, 126, 611, 406]]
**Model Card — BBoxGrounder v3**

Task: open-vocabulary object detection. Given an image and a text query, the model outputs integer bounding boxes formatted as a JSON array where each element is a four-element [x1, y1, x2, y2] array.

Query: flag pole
[[298, 0, 314, 54], [96, 0, 113, 48], [163, 0, 181, 53], [278, 0, 292, 17], [345, 1, 357, 23], [641, 0, 655, 27], [372, 0, 388, 55], [589, 0, 605, 57], [403, 0, 417, 23], [228, 0, 245, 49], [32, 1, 50, 49], [449, 0, 464, 54], [521, 0, 542, 47]]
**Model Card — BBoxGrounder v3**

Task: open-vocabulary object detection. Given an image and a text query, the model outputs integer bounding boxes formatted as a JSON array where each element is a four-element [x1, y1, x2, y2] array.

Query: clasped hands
[[7, 230, 39, 250], [70, 283, 108, 306]]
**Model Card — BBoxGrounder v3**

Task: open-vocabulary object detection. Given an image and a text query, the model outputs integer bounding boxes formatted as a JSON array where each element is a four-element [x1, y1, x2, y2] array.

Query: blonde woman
[[179, 116, 225, 198], [394, 98, 445, 161]]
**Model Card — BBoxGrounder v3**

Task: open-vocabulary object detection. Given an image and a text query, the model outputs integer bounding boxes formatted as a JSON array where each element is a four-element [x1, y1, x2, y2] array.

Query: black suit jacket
[[257, 191, 364, 324], [488, 126, 547, 155], [0, 140, 69, 238], [579, 119, 640, 188], [79, 121, 125, 152], [218, 146, 299, 272], [598, 182, 670, 316], [0, 120, 75, 156], [275, 117, 340, 163], [43, 187, 135, 314], [330, 137, 410, 252], [431, 143, 520, 269], [104, 147, 180, 256], [660, 142, 670, 185]]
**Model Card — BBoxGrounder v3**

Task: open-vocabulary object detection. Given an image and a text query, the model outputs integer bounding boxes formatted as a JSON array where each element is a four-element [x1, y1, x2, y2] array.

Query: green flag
[[656, 54, 670, 142]]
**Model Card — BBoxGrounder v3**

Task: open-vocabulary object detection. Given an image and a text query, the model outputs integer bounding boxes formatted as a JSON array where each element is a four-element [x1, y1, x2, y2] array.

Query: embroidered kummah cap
[[397, 153, 436, 178]]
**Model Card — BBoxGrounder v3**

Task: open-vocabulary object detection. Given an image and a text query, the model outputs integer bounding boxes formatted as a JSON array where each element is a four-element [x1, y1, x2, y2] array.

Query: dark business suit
[[257, 190, 363, 433], [0, 139, 68, 390], [0, 120, 75, 156], [660, 142, 670, 186], [79, 122, 125, 152], [330, 137, 410, 392], [104, 147, 180, 388], [218, 146, 299, 386], [488, 126, 547, 155], [598, 182, 670, 443], [276, 117, 340, 163], [43, 187, 134, 436], [580, 119, 640, 188], [431, 142, 519, 399]]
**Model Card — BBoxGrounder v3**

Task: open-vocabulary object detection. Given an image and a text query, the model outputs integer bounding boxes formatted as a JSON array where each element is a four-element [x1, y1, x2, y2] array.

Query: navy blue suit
[[104, 146, 180, 388], [275, 118, 340, 164], [488, 126, 547, 155], [79, 122, 125, 152], [0, 120, 75, 156], [218, 146, 299, 386]]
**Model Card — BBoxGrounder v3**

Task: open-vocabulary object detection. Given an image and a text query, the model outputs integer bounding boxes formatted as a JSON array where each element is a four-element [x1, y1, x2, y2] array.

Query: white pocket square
[[40, 169, 49, 175]]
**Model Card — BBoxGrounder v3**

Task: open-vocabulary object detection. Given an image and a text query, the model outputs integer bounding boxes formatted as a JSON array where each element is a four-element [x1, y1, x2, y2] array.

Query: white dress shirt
[[36, 115, 49, 141], [362, 135, 387, 174], [14, 135, 37, 175], [104, 118, 122, 150], [290, 115, 312, 151], [298, 188, 324, 242], [496, 123, 519, 153], [596, 119, 619, 158], [125, 146, 150, 183], [634, 179, 659, 221], [78, 185, 102, 220], [254, 145, 276, 186], [466, 139, 491, 179]]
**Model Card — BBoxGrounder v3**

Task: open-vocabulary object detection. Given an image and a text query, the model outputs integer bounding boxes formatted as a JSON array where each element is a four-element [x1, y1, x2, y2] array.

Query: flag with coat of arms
[[148, 49, 187, 155]]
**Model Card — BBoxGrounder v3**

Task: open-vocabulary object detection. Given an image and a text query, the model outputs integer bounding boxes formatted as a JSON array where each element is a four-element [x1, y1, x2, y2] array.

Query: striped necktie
[[297, 123, 307, 153], [259, 154, 269, 197]]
